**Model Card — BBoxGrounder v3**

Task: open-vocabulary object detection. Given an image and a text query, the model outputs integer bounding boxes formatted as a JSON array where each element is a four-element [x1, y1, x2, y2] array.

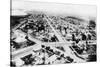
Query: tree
[[88, 20, 96, 30]]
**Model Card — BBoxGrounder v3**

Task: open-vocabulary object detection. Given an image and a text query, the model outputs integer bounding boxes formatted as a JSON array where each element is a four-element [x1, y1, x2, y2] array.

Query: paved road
[[44, 16, 65, 42]]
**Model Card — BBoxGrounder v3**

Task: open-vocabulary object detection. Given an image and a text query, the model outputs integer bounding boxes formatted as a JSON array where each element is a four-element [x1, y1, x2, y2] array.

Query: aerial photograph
[[10, 0, 97, 67]]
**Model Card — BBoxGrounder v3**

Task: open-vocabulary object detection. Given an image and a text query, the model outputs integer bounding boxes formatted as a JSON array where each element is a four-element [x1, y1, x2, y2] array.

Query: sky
[[11, 0, 97, 19]]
